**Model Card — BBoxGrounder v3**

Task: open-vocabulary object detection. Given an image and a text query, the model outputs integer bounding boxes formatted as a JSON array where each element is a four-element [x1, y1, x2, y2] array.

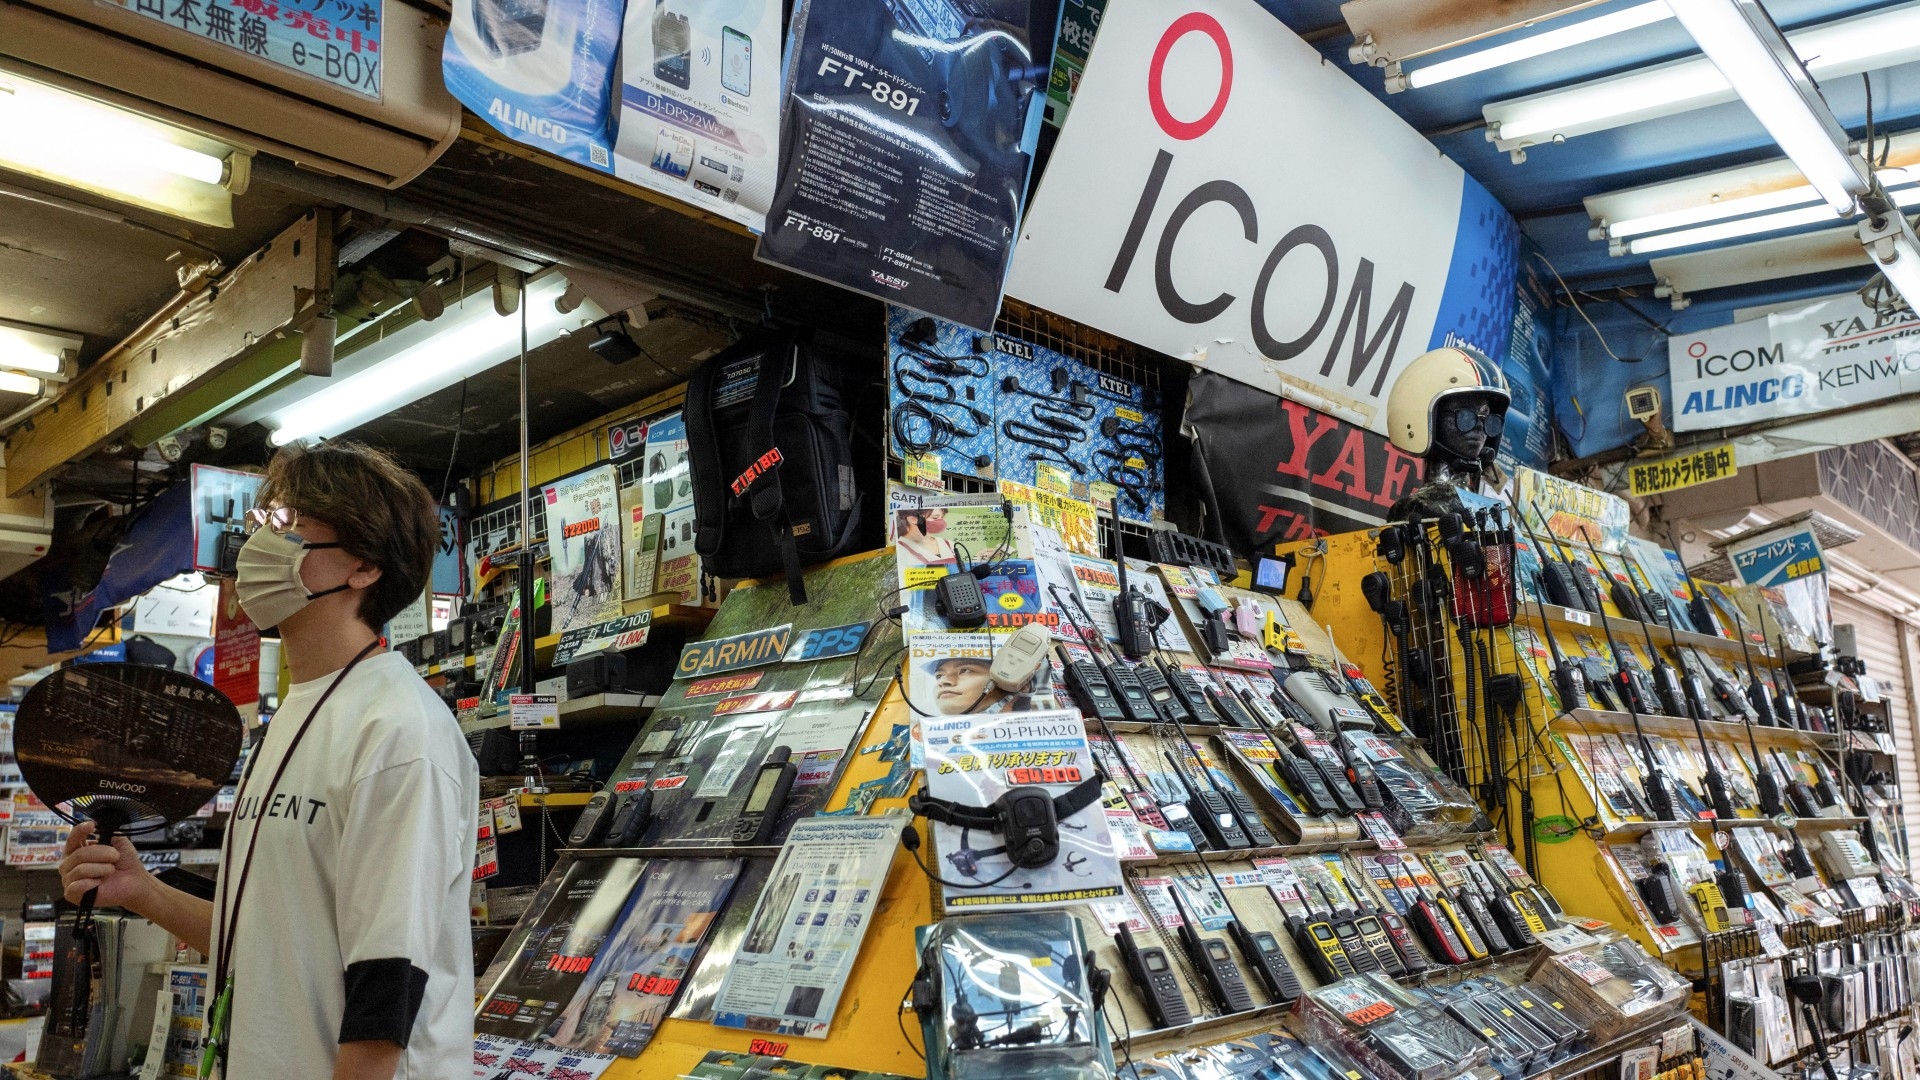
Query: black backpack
[[685, 330, 864, 604]]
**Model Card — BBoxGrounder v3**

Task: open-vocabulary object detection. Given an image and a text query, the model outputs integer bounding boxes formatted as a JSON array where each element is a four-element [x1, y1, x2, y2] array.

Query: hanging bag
[[685, 329, 863, 604]]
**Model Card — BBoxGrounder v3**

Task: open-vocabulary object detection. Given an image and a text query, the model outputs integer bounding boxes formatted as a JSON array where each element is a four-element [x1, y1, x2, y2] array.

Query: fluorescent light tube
[[269, 276, 574, 446], [1406, 2, 1671, 89], [1626, 202, 1840, 254], [1610, 185, 1822, 240], [0, 323, 77, 377], [1664, 0, 1867, 213], [0, 372, 42, 396], [1486, 2, 1920, 152], [0, 74, 245, 228]]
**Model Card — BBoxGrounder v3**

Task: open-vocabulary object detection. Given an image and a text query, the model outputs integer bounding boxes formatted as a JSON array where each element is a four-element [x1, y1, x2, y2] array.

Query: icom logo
[[1102, 11, 1419, 398]]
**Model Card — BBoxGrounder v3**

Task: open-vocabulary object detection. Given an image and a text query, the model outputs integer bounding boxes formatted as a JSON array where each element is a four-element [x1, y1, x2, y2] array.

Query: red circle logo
[[1149, 12, 1233, 141], [1688, 341, 1708, 358]]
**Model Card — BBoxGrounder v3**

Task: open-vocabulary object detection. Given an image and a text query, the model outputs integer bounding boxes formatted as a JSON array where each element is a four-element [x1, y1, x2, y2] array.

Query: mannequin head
[[1384, 345, 1511, 481]]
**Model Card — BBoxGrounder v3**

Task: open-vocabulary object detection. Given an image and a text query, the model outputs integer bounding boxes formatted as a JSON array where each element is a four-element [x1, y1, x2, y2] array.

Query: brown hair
[[256, 440, 440, 630]]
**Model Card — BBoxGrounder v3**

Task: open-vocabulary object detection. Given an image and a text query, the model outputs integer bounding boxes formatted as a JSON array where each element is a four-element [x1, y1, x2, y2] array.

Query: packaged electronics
[[1297, 972, 1490, 1080], [1526, 930, 1690, 1042], [913, 911, 1114, 1080]]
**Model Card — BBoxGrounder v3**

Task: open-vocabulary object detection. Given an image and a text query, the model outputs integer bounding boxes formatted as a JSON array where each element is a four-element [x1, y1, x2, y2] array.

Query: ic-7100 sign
[[817, 56, 923, 115]]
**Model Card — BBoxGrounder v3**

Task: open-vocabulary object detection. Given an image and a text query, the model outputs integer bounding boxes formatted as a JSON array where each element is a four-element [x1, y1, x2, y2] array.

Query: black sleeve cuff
[[338, 958, 430, 1046]]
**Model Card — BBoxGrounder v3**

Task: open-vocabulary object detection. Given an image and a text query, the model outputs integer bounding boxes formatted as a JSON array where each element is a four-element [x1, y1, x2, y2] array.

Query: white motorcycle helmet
[[1384, 345, 1511, 461]]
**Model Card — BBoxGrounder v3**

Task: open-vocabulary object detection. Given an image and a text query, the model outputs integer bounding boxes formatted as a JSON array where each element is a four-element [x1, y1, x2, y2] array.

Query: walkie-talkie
[[1524, 507, 1602, 613], [567, 790, 617, 847], [1414, 855, 1488, 961], [1336, 874, 1406, 976], [1115, 925, 1192, 1028], [1313, 881, 1379, 974], [1468, 861, 1538, 948], [1353, 865, 1431, 975], [1665, 527, 1721, 636], [1773, 750, 1821, 818], [1731, 612, 1779, 727], [1338, 731, 1385, 809], [1207, 686, 1259, 729], [1636, 578, 1737, 821], [1061, 651, 1126, 724], [1055, 585, 1160, 724], [1580, 548, 1677, 822], [1279, 878, 1355, 983], [1384, 857, 1469, 965], [1268, 733, 1340, 817], [1132, 661, 1192, 725], [1165, 752, 1250, 850], [1439, 856, 1512, 955], [1294, 734, 1365, 815], [1635, 862, 1682, 925], [604, 788, 654, 847], [1156, 660, 1213, 726], [1524, 568, 1589, 713], [1716, 862, 1750, 917], [1168, 886, 1254, 1015], [1110, 507, 1161, 660], [1167, 715, 1275, 846], [1182, 861, 1303, 1004]]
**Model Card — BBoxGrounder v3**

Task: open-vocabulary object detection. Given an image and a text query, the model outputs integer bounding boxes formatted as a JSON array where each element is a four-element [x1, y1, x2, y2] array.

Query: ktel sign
[[1100, 12, 1418, 399]]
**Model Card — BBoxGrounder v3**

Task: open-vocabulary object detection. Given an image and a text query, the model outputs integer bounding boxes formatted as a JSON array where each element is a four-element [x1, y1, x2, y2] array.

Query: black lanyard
[[212, 640, 378, 996]]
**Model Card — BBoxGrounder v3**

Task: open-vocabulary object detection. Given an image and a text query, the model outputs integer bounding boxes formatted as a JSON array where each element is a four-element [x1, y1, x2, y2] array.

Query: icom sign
[[1006, 0, 1516, 435]]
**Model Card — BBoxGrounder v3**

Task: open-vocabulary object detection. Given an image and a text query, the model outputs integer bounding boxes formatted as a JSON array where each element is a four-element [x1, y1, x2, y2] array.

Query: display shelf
[[1524, 1023, 1688, 1080], [530, 603, 717, 665], [1132, 829, 1500, 866], [1598, 814, 1865, 843], [563, 844, 787, 859], [517, 792, 599, 808], [1551, 707, 1840, 751], [1518, 604, 1766, 660], [458, 693, 660, 734]]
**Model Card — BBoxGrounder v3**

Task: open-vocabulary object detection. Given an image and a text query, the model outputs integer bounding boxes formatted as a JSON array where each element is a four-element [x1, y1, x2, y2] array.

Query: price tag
[[1035, 462, 1072, 494], [905, 452, 943, 490], [1356, 811, 1406, 849], [1564, 608, 1593, 626], [1554, 950, 1616, 985], [509, 694, 560, 731], [1660, 1023, 1694, 1059]]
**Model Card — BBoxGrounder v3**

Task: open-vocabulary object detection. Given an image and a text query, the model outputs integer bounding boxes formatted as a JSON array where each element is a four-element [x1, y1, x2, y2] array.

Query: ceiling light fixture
[[0, 322, 79, 379], [0, 372, 43, 397], [1398, 2, 1671, 90], [1649, 225, 1871, 308], [1858, 200, 1920, 314], [267, 273, 579, 446], [0, 73, 251, 228], [1484, 2, 1920, 157], [1625, 178, 1920, 255], [1664, 0, 1868, 214]]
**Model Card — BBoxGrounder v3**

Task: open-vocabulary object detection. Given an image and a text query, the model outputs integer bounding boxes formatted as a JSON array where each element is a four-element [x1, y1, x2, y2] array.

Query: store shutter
[[1830, 595, 1918, 859]]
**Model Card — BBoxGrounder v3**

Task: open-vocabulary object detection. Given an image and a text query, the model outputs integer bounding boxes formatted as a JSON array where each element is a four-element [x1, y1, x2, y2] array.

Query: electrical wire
[[897, 983, 925, 1060], [1533, 251, 1637, 364]]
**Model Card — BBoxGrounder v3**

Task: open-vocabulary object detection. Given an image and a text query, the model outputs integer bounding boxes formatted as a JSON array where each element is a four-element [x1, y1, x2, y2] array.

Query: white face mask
[[233, 527, 351, 629]]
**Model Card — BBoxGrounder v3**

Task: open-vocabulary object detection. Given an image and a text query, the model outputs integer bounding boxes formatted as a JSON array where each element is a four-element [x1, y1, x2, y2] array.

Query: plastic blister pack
[[1298, 973, 1490, 1080], [1525, 929, 1691, 1042], [1344, 733, 1480, 837], [915, 911, 1114, 1080]]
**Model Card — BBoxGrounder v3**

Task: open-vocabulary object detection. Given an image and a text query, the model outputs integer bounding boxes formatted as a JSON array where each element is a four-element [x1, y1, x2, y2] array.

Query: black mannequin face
[[1431, 391, 1507, 470]]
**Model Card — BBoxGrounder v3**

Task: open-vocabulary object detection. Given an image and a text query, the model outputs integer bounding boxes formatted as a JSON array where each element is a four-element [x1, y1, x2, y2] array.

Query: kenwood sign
[[1668, 292, 1920, 431], [1005, 0, 1518, 435]]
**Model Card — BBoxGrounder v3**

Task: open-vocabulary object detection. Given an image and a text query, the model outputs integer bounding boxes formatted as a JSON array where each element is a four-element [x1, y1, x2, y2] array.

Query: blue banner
[[46, 483, 196, 653]]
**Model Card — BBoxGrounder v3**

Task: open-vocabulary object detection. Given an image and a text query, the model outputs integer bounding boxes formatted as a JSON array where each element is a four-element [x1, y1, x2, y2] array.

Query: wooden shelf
[[1552, 707, 1840, 751], [1519, 603, 1767, 660]]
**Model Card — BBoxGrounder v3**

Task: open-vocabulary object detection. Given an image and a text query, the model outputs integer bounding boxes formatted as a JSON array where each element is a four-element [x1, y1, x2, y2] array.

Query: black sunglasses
[[1449, 406, 1504, 438]]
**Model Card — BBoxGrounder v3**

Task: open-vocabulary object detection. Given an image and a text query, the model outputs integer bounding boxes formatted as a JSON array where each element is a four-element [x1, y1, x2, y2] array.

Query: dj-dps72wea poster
[[756, 0, 1062, 330]]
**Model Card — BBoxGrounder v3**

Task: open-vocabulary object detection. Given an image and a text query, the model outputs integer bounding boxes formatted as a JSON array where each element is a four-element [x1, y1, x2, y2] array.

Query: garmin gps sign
[[1005, 0, 1518, 436], [1669, 292, 1920, 431]]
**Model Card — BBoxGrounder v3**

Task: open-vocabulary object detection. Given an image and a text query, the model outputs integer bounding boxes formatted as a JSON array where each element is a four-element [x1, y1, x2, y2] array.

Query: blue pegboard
[[886, 306, 1000, 478]]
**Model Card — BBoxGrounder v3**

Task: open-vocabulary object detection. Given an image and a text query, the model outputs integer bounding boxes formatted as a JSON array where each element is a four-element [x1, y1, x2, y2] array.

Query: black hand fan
[[15, 663, 243, 1044]]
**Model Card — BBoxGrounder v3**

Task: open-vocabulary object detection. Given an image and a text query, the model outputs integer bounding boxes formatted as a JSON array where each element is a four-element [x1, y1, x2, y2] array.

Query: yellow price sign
[[1628, 443, 1737, 498]]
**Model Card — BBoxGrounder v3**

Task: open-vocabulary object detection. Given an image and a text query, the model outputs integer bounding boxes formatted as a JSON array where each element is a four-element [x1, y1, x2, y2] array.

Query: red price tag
[[1007, 766, 1083, 785], [1345, 1002, 1397, 1025]]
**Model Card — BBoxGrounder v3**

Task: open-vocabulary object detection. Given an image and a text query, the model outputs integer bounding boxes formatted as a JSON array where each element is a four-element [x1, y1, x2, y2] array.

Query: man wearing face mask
[[57, 441, 478, 1080]]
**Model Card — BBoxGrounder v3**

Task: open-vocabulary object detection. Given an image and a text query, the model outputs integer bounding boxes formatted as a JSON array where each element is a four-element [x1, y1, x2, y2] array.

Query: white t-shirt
[[212, 651, 479, 1079]]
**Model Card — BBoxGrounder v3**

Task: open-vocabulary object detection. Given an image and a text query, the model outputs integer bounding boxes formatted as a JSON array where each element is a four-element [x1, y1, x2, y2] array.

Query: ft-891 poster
[[757, 0, 1063, 331]]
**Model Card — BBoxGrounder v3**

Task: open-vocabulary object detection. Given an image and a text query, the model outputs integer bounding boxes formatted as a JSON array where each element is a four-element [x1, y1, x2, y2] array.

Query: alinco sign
[[1668, 291, 1920, 431]]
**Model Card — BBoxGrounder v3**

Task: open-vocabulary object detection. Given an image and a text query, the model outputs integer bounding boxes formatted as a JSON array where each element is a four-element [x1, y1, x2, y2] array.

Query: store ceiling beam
[[248, 157, 769, 326], [1, 209, 333, 496], [1342, 0, 1604, 65]]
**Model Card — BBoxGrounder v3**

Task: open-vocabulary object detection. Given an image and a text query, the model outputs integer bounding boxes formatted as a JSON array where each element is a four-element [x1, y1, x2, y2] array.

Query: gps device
[[732, 746, 796, 845], [567, 791, 616, 847]]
